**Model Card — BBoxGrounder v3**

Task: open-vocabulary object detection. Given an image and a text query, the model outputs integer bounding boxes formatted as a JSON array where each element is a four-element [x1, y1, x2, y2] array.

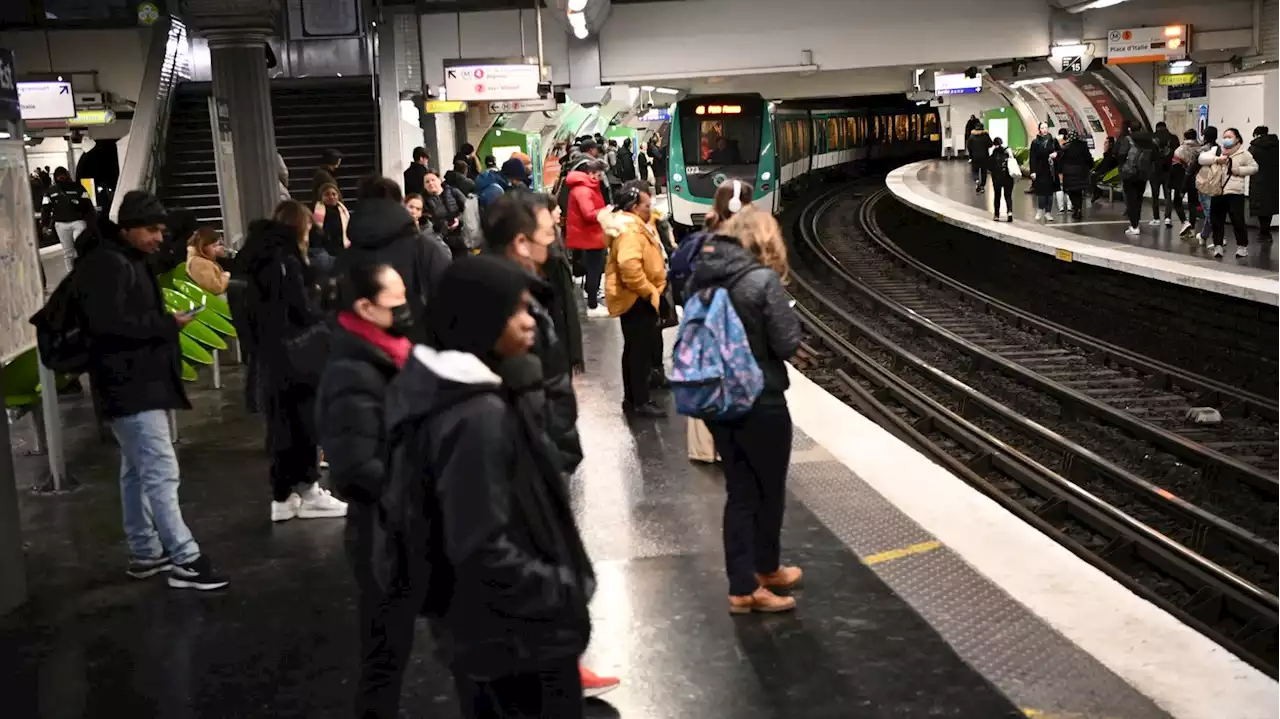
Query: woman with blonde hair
[[239, 199, 348, 524], [185, 227, 230, 295], [686, 205, 802, 614]]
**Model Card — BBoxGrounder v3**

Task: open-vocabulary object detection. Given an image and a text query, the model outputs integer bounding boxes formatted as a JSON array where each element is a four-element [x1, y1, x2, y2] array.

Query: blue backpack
[[669, 271, 764, 421], [667, 231, 709, 304]]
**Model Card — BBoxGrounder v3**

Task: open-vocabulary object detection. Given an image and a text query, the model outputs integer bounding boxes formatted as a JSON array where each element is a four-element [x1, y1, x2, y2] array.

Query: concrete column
[[208, 29, 279, 227]]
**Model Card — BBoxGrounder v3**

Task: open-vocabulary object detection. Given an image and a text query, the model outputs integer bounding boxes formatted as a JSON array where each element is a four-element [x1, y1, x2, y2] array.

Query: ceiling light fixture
[[567, 0, 589, 11], [573, 25, 589, 39], [1067, 0, 1127, 12], [654, 87, 679, 94], [1009, 76, 1054, 88]]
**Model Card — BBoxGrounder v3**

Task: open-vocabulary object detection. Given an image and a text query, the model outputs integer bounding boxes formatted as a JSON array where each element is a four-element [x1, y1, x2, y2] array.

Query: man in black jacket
[[381, 256, 594, 717], [403, 146, 430, 197], [342, 179, 451, 343], [73, 191, 228, 591]]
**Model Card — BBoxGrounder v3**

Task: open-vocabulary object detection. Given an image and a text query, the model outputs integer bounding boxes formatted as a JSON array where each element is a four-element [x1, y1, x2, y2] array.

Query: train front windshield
[[679, 101, 762, 167]]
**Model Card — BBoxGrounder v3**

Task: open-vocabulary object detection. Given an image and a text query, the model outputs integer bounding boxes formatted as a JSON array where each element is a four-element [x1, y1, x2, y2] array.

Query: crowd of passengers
[[60, 132, 798, 717], [962, 114, 1277, 258]]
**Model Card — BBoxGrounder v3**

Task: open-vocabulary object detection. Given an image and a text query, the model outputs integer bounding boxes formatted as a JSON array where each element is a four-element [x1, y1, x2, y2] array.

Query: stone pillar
[[208, 28, 280, 227]]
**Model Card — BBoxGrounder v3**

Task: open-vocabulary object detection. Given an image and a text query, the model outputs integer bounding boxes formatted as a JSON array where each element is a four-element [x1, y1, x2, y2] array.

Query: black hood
[[348, 198, 418, 250], [688, 235, 760, 293], [238, 218, 304, 274], [1250, 133, 1278, 151], [73, 214, 122, 263], [385, 345, 503, 438]]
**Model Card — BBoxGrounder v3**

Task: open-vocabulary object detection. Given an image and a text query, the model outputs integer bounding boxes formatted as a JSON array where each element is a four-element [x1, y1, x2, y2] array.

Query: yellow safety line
[[861, 539, 942, 565]]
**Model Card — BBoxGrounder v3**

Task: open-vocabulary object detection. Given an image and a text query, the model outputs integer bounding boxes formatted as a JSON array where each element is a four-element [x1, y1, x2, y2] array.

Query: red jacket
[[564, 171, 607, 250]]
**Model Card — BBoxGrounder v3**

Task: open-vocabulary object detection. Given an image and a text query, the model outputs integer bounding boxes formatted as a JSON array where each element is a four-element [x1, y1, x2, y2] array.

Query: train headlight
[[673, 173, 683, 182], [760, 171, 771, 181]]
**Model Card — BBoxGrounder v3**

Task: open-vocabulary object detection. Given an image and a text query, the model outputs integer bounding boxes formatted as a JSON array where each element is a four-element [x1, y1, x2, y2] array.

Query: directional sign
[[444, 61, 541, 102], [1061, 55, 1083, 73], [17, 81, 75, 120], [488, 98, 557, 114]]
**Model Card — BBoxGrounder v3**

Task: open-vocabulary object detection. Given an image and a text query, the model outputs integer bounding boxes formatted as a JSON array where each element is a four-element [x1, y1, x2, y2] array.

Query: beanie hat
[[117, 190, 168, 229], [430, 256, 533, 357], [501, 157, 528, 181]]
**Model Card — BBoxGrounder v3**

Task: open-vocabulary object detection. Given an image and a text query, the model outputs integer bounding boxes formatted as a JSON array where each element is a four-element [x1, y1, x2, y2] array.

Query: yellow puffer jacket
[[604, 209, 667, 317]]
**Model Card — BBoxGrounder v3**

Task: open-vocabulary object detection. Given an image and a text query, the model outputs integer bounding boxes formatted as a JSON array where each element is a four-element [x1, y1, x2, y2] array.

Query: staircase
[[158, 78, 378, 233]]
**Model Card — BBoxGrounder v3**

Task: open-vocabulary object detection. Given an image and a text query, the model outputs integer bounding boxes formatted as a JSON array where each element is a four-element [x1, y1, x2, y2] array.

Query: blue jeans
[[1198, 191, 1213, 236], [110, 410, 200, 565], [1036, 194, 1054, 212]]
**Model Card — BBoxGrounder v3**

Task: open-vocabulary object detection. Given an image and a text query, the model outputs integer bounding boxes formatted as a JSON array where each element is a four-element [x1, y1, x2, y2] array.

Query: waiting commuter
[[649, 136, 668, 192], [1058, 130, 1093, 222], [42, 166, 93, 272], [964, 114, 982, 137], [1115, 122, 1156, 236], [987, 138, 1016, 223], [404, 146, 430, 197], [316, 260, 417, 718], [1171, 129, 1203, 235], [445, 158, 478, 196], [1028, 122, 1061, 222], [312, 148, 343, 204], [1194, 126, 1220, 241], [1090, 136, 1118, 204], [382, 256, 595, 718], [454, 143, 482, 179], [565, 159, 611, 317], [539, 195, 586, 375], [73, 190, 228, 590], [185, 227, 230, 295], [1147, 121, 1178, 226], [345, 176, 450, 342], [239, 200, 348, 523], [637, 144, 650, 187], [1248, 126, 1277, 242], [1200, 127, 1259, 258], [476, 158, 526, 212], [423, 169, 469, 258], [605, 182, 668, 418], [1054, 128, 1075, 215], [313, 182, 350, 259], [616, 138, 638, 182], [966, 124, 992, 192], [276, 152, 291, 202], [686, 206, 802, 614]]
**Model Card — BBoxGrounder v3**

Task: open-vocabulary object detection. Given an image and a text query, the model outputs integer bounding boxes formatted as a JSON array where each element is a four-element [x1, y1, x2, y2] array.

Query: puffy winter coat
[[564, 171, 608, 251], [966, 130, 993, 164], [604, 210, 666, 316], [1059, 139, 1094, 192], [475, 169, 510, 209], [1199, 146, 1259, 196], [1248, 133, 1278, 217], [1028, 135, 1061, 194]]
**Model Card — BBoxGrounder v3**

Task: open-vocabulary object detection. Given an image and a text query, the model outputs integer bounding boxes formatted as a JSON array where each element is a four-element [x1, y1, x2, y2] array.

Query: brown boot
[[728, 587, 797, 615], [755, 566, 803, 590]]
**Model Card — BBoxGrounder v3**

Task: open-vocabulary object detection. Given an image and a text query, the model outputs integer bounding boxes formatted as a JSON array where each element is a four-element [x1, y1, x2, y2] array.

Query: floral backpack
[[669, 269, 764, 421]]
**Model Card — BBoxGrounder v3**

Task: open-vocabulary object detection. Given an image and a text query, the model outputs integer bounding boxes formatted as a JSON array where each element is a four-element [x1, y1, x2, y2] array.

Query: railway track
[[787, 181, 1279, 677]]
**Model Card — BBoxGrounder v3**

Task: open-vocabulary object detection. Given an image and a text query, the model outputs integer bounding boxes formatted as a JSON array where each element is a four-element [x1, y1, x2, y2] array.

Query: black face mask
[[387, 303, 414, 337]]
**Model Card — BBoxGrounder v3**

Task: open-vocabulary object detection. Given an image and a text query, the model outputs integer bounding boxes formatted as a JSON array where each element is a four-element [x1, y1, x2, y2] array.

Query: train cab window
[[680, 101, 762, 166]]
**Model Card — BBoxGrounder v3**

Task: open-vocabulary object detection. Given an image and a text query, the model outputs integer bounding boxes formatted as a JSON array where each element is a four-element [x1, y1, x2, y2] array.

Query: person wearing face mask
[[1028, 122, 1062, 222], [315, 260, 416, 718], [1198, 127, 1259, 258]]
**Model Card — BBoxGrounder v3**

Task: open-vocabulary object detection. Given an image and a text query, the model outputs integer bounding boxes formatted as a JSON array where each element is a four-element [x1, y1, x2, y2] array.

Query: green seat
[[3, 349, 41, 409]]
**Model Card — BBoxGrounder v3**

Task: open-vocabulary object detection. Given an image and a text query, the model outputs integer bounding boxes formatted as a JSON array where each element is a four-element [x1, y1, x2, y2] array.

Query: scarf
[[337, 311, 412, 368]]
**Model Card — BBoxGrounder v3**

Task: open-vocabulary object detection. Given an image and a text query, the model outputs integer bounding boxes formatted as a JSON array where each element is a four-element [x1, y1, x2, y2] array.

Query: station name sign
[[1106, 25, 1189, 65], [444, 60, 541, 103]]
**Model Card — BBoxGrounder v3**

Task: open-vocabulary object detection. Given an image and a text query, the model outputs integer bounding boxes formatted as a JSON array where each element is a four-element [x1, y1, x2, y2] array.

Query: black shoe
[[167, 555, 229, 591], [632, 401, 668, 418], [649, 373, 670, 390], [127, 554, 173, 579]]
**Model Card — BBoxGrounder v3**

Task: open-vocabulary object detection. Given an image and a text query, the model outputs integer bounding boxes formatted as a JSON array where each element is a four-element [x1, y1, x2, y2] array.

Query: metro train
[[664, 93, 940, 229]]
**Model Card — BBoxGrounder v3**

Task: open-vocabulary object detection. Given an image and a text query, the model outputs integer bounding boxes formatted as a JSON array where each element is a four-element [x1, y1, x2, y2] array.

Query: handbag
[[658, 286, 679, 329], [1006, 153, 1022, 180], [1195, 147, 1230, 198]]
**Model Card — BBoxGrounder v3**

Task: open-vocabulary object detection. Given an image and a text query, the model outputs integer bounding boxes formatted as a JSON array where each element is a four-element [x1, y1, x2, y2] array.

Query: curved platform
[[887, 160, 1279, 307], [2, 318, 1274, 718]]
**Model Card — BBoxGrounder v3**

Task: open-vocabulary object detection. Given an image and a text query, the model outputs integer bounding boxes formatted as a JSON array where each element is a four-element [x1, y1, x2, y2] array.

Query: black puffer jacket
[[527, 280, 583, 474], [1059, 138, 1094, 192], [1029, 134, 1061, 194], [686, 237, 802, 402], [343, 198, 450, 343], [966, 130, 992, 165], [379, 346, 594, 679], [316, 324, 400, 505], [238, 219, 322, 383], [73, 217, 190, 418], [1249, 133, 1278, 217]]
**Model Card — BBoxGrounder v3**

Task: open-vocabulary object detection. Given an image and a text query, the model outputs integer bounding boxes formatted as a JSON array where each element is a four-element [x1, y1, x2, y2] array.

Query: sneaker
[[586, 305, 610, 319], [297, 485, 348, 519], [1034, 210, 1044, 221], [755, 565, 803, 590], [631, 401, 667, 418], [1179, 221, 1194, 236], [1212, 245, 1225, 258], [580, 666, 620, 699], [1164, 218, 1173, 227], [1044, 213, 1055, 223], [1124, 227, 1140, 236], [1149, 219, 1162, 226], [127, 554, 173, 579], [167, 555, 229, 591], [1005, 214, 1014, 223], [728, 587, 797, 615], [271, 493, 301, 522], [1235, 246, 1249, 258]]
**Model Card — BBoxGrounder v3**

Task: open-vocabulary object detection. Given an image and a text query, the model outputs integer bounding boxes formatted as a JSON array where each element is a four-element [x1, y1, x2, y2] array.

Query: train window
[[679, 100, 763, 166]]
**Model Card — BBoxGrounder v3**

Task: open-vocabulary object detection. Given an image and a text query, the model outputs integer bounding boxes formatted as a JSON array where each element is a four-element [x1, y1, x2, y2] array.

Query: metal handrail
[[110, 16, 191, 219]]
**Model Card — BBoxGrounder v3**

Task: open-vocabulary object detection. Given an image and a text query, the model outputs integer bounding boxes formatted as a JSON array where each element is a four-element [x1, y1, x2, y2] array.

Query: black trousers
[[346, 507, 420, 719], [1210, 194, 1250, 248], [970, 161, 987, 188], [620, 300, 658, 407], [581, 249, 606, 309], [1149, 176, 1167, 219], [709, 400, 793, 597], [1122, 179, 1146, 229], [453, 659, 583, 719], [1257, 214, 1273, 238], [991, 180, 1014, 217], [1066, 189, 1084, 218], [266, 384, 318, 502]]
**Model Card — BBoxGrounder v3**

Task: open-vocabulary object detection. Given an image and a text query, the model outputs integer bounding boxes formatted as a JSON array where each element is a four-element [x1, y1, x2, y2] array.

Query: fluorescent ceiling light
[[1050, 44, 1088, 57], [1067, 0, 1128, 12], [567, 0, 589, 11], [573, 25, 589, 39], [654, 87, 679, 94], [1169, 59, 1193, 70], [568, 11, 586, 28], [1010, 76, 1054, 88], [640, 85, 656, 91]]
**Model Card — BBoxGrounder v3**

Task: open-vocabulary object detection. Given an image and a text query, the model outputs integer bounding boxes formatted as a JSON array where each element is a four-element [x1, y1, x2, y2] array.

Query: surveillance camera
[[645, 102, 654, 109]]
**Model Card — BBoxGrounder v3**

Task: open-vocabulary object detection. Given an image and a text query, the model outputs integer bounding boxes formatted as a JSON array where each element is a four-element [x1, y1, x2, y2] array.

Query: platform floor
[[0, 317, 1263, 718], [888, 161, 1279, 305]]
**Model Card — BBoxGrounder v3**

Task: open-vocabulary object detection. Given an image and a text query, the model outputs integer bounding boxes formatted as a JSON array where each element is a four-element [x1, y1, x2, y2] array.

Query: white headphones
[[727, 179, 743, 214]]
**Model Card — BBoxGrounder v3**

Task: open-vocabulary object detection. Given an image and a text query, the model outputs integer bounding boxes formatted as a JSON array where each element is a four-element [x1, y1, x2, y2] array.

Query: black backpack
[[1119, 137, 1152, 181], [30, 271, 91, 375]]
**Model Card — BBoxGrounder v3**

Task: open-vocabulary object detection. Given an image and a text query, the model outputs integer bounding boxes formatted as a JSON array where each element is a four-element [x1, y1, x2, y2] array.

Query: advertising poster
[[1044, 81, 1095, 147], [1066, 74, 1127, 140]]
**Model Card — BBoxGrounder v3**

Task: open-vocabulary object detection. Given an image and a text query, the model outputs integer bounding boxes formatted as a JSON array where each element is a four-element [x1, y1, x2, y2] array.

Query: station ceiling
[[382, 0, 670, 11]]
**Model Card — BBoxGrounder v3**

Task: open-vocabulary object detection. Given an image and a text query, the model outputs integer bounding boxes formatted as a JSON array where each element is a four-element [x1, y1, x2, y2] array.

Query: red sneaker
[[579, 664, 620, 698]]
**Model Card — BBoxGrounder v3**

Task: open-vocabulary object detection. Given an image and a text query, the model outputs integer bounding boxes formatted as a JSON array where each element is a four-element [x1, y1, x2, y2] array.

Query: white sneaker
[[1124, 227, 1140, 236], [1212, 245, 1224, 258], [1149, 219, 1161, 227], [1044, 213, 1055, 223], [297, 485, 348, 519], [1164, 218, 1173, 227], [1034, 210, 1044, 221], [271, 494, 301, 522], [1235, 246, 1249, 258], [1179, 221, 1193, 235], [586, 305, 611, 319]]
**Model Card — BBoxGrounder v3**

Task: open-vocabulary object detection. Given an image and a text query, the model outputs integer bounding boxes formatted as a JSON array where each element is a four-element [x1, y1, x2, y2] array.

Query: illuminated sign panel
[[1107, 26, 1189, 64], [694, 104, 742, 115], [443, 60, 541, 102], [935, 73, 982, 96], [17, 81, 75, 120]]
